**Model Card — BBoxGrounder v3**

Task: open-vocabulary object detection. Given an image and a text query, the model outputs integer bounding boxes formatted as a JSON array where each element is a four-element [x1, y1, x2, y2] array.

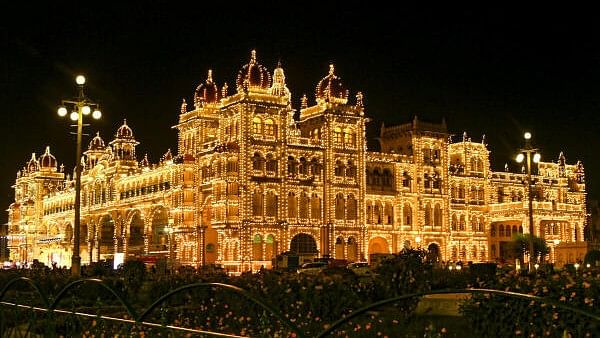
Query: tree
[[507, 233, 549, 263]]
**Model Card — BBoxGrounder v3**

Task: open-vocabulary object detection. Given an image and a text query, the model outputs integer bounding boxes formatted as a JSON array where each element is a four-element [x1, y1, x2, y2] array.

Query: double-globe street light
[[515, 131, 541, 272], [57, 75, 101, 277]]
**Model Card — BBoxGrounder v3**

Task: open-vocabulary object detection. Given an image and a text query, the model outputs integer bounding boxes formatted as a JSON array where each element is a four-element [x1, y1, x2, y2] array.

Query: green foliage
[[507, 233, 550, 260], [584, 250, 600, 266]]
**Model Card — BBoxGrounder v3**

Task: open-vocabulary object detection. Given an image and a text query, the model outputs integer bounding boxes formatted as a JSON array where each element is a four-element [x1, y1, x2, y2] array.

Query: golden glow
[[516, 153, 525, 163], [75, 75, 86, 85], [82, 106, 91, 115], [57, 106, 67, 117], [69, 111, 79, 121], [8, 51, 587, 272]]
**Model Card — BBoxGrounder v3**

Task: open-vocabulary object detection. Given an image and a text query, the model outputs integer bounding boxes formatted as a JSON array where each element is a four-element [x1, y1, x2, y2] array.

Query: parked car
[[347, 262, 373, 276], [297, 261, 328, 275]]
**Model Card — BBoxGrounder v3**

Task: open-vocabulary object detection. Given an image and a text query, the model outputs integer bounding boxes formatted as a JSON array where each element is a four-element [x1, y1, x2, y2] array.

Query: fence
[[1, 277, 599, 337]]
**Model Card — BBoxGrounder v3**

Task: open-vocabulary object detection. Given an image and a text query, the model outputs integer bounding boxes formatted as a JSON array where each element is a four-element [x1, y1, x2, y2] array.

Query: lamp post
[[515, 131, 540, 272], [57, 75, 102, 277]]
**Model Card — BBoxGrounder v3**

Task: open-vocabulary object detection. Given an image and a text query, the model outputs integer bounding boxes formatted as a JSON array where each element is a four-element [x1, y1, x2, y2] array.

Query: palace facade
[[6, 51, 587, 271]]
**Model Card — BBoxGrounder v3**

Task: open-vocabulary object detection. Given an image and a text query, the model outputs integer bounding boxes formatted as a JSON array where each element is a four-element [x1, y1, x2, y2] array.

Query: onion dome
[[88, 132, 105, 151], [236, 50, 272, 92], [26, 153, 39, 172], [315, 64, 348, 104], [270, 61, 290, 97], [39, 146, 57, 171], [116, 119, 134, 139], [194, 69, 220, 108]]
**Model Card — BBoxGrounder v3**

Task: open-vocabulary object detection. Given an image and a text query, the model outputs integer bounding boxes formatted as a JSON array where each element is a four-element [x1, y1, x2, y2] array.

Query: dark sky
[[1, 4, 599, 217]]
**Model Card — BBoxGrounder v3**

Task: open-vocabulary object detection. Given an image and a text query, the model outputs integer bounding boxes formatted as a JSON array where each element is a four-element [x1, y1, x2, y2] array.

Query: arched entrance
[[368, 236, 390, 256], [99, 214, 115, 256], [290, 233, 318, 262], [427, 243, 441, 263], [150, 207, 169, 252], [347, 237, 358, 262], [128, 211, 145, 255]]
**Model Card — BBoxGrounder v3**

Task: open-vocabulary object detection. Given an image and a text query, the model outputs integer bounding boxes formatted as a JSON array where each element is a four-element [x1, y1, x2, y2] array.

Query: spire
[[356, 91, 364, 107], [207, 69, 213, 83], [222, 82, 229, 98], [301, 94, 308, 109], [463, 131, 468, 142], [181, 98, 187, 114], [329, 64, 335, 76], [250, 49, 257, 64]]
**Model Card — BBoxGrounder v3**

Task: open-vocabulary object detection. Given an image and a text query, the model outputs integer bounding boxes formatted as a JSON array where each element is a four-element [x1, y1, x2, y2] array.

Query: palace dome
[[315, 64, 348, 103], [39, 146, 57, 170], [194, 69, 220, 107], [116, 119, 134, 139], [26, 153, 39, 172], [236, 50, 271, 91], [88, 132, 105, 151]]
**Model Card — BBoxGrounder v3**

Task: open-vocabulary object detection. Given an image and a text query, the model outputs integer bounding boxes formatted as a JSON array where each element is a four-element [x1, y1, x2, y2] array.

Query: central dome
[[236, 50, 271, 92], [39, 146, 57, 170], [315, 64, 348, 104]]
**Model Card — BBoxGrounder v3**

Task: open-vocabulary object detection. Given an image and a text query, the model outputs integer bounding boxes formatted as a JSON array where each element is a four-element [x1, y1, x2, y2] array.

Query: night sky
[[1, 4, 599, 218]]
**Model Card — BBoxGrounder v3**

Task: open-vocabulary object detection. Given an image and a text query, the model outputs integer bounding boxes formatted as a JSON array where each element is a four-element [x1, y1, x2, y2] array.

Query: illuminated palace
[[6, 51, 587, 271]]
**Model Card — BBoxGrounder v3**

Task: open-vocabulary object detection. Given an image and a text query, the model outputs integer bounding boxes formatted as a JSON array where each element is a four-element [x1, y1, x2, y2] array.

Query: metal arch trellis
[[0, 277, 306, 338], [1, 277, 600, 338]]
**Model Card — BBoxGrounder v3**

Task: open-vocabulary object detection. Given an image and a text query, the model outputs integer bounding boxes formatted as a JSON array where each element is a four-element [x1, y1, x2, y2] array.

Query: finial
[[504, 163, 509, 172], [301, 94, 308, 109], [207, 69, 213, 83], [482, 134, 486, 145], [60, 163, 64, 172], [222, 82, 229, 98], [356, 91, 363, 107], [123, 119, 127, 125], [181, 98, 187, 114], [277, 59, 282, 68], [328, 64, 335, 76], [250, 50, 257, 64], [462, 131, 467, 142], [45, 146, 51, 154]]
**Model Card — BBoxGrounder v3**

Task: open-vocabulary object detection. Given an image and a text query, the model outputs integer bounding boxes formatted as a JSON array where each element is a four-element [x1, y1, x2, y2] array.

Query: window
[[403, 203, 412, 227], [346, 160, 357, 178], [287, 156, 297, 176], [434, 204, 442, 227], [402, 172, 411, 188], [311, 194, 321, 220], [335, 193, 345, 219], [452, 215, 458, 231], [344, 128, 355, 146], [424, 203, 432, 226], [265, 192, 277, 217], [266, 154, 277, 173], [252, 189, 263, 216], [335, 160, 345, 177], [252, 117, 262, 134], [299, 192, 309, 219], [287, 192, 297, 218], [252, 153, 264, 171], [264, 119, 274, 136], [347, 195, 357, 220], [334, 127, 343, 144]]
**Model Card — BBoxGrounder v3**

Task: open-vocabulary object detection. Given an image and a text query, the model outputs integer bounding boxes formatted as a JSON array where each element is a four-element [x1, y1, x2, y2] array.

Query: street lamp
[[515, 131, 540, 272], [57, 75, 102, 277]]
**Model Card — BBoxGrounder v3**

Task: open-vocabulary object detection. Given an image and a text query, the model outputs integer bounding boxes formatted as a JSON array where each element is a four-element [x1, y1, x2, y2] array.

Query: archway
[[99, 214, 115, 255], [128, 211, 145, 255], [347, 237, 358, 262], [368, 237, 390, 256], [335, 237, 344, 259], [64, 224, 73, 243], [427, 243, 441, 263], [290, 233, 318, 256], [150, 207, 169, 252]]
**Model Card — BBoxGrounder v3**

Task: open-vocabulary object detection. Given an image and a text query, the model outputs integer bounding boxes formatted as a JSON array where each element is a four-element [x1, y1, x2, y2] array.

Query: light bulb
[[533, 153, 541, 163], [75, 75, 86, 85], [70, 112, 79, 121], [58, 106, 68, 117], [524, 132, 532, 140], [92, 109, 102, 119], [516, 153, 525, 163], [82, 106, 91, 115]]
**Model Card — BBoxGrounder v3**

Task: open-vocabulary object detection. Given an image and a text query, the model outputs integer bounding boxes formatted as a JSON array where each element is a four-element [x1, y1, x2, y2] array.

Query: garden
[[1, 248, 599, 337]]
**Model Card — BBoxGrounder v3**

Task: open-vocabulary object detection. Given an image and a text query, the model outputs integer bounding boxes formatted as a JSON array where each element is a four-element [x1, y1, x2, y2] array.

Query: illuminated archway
[[368, 236, 390, 257], [290, 233, 318, 255]]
